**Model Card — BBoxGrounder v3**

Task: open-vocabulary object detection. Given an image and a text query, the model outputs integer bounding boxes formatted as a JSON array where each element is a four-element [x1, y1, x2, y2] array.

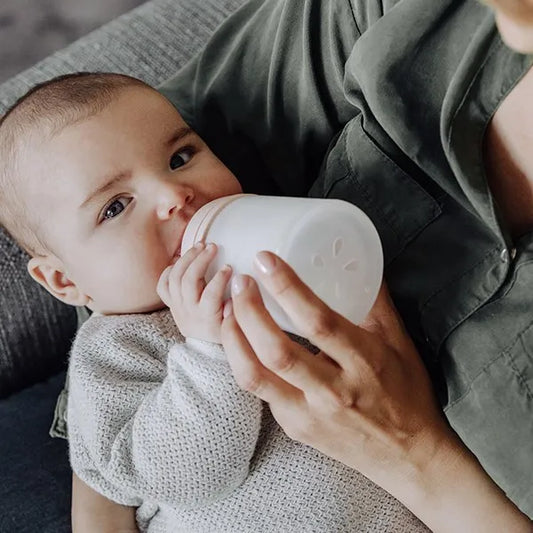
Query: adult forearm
[[395, 433, 531, 532]]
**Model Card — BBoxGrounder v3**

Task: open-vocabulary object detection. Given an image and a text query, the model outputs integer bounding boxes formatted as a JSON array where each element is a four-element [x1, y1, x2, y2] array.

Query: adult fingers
[[230, 274, 342, 394], [221, 300, 303, 405], [251, 252, 375, 370]]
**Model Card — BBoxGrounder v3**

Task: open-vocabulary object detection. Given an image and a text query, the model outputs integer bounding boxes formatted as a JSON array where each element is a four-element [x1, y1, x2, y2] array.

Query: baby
[[0, 72, 427, 532]]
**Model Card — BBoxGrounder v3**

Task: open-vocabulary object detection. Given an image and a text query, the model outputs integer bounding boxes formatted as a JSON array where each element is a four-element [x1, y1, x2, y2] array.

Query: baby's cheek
[[149, 258, 173, 295], [116, 255, 160, 297]]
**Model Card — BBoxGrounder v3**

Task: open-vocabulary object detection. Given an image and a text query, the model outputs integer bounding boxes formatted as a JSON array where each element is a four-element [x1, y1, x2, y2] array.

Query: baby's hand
[[157, 242, 232, 344]]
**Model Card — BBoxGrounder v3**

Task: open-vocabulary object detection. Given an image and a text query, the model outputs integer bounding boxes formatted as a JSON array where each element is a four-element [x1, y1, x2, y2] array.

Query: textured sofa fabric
[[0, 0, 245, 530], [0, 230, 77, 398]]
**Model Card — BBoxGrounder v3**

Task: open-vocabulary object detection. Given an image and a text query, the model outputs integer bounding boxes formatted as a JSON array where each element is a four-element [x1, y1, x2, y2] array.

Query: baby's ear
[[27, 256, 90, 307]]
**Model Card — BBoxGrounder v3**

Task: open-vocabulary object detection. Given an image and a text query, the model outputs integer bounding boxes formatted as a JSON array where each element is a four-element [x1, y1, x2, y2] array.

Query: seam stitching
[[445, 318, 533, 411]]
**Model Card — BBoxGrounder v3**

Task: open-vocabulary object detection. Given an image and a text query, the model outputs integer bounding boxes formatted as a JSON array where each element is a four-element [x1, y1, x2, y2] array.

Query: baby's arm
[[67, 314, 262, 509], [72, 473, 138, 533]]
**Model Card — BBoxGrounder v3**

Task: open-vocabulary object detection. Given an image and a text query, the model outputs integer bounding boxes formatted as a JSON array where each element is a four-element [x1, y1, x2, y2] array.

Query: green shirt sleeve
[[158, 0, 362, 196]]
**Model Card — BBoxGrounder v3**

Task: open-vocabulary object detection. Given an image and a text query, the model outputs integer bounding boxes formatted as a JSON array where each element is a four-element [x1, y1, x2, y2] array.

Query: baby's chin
[[94, 297, 167, 316]]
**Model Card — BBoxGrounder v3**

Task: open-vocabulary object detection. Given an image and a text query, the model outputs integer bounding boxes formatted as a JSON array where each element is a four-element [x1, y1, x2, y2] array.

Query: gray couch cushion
[[0, 235, 77, 398], [0, 0, 247, 111], [0, 0, 246, 397]]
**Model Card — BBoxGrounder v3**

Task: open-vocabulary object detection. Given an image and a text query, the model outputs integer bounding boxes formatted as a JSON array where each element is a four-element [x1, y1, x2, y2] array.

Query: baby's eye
[[169, 148, 194, 170], [101, 197, 131, 222]]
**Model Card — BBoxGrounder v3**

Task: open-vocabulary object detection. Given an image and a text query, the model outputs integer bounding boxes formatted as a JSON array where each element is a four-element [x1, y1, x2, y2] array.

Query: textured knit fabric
[[68, 309, 428, 532]]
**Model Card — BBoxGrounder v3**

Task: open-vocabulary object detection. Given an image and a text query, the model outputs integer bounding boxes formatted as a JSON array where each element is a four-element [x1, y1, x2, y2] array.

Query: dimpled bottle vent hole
[[312, 254, 325, 268], [333, 237, 343, 257], [343, 260, 359, 272], [310, 237, 364, 301]]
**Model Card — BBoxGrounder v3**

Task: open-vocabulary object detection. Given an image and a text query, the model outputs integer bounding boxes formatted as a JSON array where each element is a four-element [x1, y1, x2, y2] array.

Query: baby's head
[[0, 72, 242, 315]]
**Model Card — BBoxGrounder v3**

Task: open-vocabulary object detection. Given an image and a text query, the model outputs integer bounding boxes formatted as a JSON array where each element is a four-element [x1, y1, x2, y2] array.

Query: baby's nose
[[157, 184, 194, 219]]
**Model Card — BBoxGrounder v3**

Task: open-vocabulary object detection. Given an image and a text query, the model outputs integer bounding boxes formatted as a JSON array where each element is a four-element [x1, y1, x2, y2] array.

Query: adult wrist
[[395, 428, 531, 532]]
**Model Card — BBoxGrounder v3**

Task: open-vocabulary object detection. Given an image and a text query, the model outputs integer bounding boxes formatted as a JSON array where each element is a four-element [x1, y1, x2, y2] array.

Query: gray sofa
[[0, 1, 245, 530]]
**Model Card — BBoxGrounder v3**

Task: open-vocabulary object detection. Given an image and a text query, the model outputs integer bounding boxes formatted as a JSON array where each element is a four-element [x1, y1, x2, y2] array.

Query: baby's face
[[23, 86, 242, 314]]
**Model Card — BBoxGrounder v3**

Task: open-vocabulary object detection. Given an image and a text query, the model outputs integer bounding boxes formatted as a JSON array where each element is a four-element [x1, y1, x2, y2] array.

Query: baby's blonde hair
[[0, 72, 149, 256]]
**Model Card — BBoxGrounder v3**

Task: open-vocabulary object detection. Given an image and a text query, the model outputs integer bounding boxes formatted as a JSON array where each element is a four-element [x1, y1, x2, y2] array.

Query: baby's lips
[[169, 244, 182, 265], [170, 254, 180, 265]]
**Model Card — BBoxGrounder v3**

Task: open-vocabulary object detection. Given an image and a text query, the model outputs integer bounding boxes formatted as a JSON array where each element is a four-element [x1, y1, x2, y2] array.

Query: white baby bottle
[[181, 194, 383, 336]]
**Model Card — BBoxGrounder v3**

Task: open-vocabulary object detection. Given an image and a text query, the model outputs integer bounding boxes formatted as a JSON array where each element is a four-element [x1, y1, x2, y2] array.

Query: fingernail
[[223, 300, 233, 318], [194, 241, 205, 249], [231, 274, 249, 295], [254, 251, 276, 274]]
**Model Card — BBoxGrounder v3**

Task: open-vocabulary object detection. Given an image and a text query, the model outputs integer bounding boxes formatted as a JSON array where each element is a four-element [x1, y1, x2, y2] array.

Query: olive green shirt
[[159, 0, 533, 516]]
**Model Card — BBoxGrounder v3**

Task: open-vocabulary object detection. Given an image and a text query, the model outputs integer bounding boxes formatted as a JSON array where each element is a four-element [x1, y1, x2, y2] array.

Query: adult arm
[[220, 252, 532, 532], [72, 473, 138, 533]]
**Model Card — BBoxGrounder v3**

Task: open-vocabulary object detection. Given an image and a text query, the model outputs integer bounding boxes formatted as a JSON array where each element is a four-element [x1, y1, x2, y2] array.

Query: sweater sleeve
[[67, 312, 263, 508]]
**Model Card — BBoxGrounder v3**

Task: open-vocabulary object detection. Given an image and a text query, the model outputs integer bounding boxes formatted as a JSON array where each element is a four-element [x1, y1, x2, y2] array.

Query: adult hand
[[221, 251, 531, 532], [221, 251, 448, 487]]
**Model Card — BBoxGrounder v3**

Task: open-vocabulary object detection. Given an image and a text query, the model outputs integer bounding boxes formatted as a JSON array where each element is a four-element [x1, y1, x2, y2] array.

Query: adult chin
[[494, 10, 533, 53]]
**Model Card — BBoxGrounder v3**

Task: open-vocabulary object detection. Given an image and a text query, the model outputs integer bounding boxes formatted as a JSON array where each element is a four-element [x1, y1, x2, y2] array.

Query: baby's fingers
[[200, 264, 233, 310], [165, 242, 205, 301], [156, 265, 173, 306], [181, 243, 218, 302], [171, 242, 207, 277]]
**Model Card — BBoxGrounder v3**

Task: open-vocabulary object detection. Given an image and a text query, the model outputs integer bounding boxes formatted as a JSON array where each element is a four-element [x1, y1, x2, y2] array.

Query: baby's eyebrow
[[166, 126, 195, 146], [79, 170, 132, 211]]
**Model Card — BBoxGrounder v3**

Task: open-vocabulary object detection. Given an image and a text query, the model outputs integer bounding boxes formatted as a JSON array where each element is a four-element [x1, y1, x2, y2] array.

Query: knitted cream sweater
[[67, 309, 428, 532]]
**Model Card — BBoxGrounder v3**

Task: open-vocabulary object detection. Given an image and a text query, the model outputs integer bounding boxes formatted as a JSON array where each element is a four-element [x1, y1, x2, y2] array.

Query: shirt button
[[500, 248, 517, 262]]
